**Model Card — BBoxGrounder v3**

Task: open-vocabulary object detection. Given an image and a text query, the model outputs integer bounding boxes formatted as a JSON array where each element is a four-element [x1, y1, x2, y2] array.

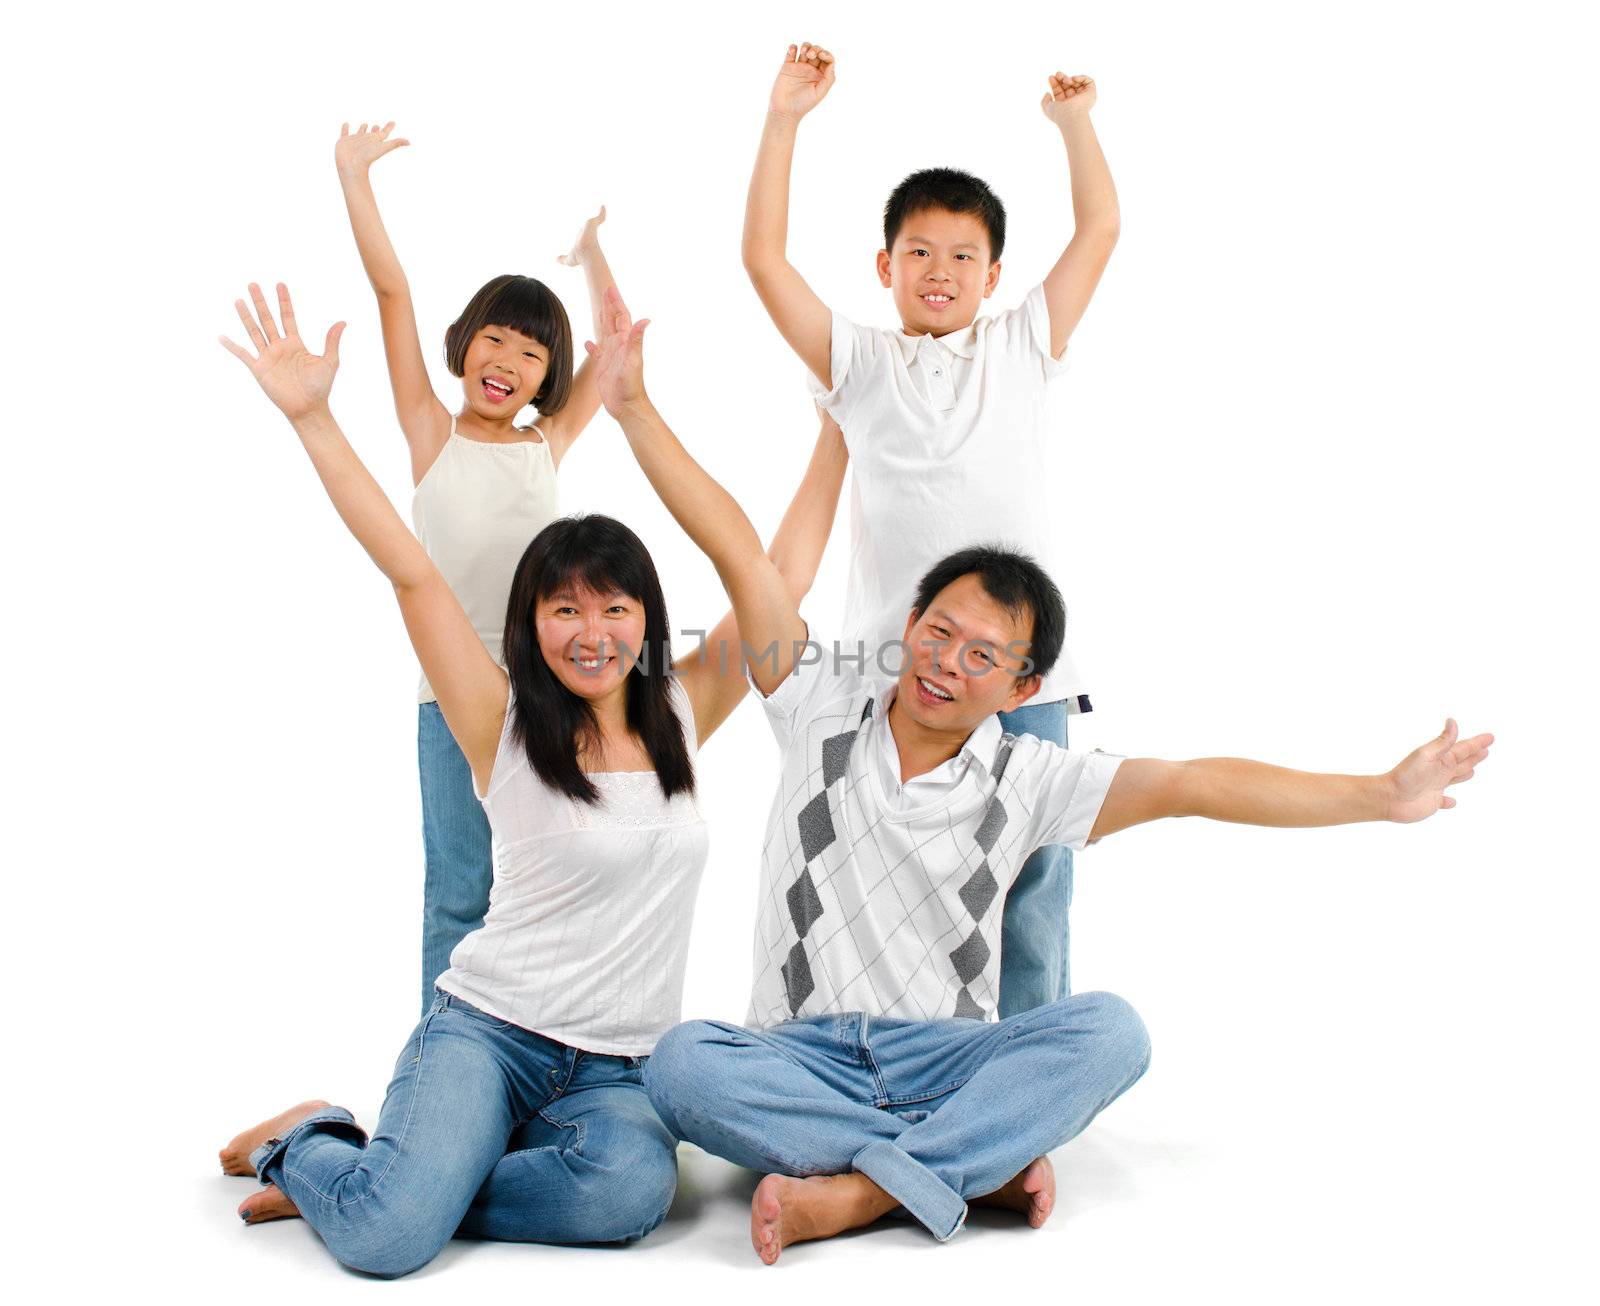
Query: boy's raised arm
[[1037, 75, 1121, 359], [587, 289, 808, 699], [744, 43, 837, 390]]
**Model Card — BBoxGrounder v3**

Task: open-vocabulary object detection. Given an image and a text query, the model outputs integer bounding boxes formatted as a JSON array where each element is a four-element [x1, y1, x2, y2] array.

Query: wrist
[[290, 403, 338, 434], [1373, 771, 1399, 822], [764, 108, 804, 133], [614, 394, 658, 426]]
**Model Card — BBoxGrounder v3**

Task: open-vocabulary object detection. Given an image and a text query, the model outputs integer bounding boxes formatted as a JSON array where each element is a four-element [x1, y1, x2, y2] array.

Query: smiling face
[[460, 324, 551, 420], [897, 572, 1040, 733], [877, 206, 1002, 336], [534, 583, 647, 703]]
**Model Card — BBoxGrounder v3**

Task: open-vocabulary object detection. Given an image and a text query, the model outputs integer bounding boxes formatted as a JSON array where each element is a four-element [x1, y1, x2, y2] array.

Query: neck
[[885, 694, 970, 785], [454, 407, 523, 442]]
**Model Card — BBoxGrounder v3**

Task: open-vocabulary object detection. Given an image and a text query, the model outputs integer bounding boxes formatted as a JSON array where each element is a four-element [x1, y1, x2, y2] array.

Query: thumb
[[584, 340, 599, 358], [1440, 718, 1458, 745], [630, 319, 651, 344], [323, 321, 346, 365]]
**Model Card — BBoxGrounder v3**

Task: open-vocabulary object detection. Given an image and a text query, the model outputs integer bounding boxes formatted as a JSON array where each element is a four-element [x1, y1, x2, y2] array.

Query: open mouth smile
[[482, 376, 515, 403], [916, 675, 955, 704]]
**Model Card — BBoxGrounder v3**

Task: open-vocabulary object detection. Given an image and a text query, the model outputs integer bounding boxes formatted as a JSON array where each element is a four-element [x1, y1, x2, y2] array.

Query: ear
[[1001, 671, 1041, 714], [877, 249, 893, 287], [902, 607, 920, 645], [983, 259, 1002, 299]]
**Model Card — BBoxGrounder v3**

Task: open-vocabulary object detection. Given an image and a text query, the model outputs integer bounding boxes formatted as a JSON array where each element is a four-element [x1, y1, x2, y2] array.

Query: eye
[[486, 334, 502, 344], [911, 248, 929, 258], [553, 605, 577, 616], [955, 253, 972, 261], [606, 605, 628, 615]]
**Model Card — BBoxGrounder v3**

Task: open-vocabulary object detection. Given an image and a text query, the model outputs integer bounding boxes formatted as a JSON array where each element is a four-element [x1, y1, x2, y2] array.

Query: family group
[[216, 45, 1491, 1274]]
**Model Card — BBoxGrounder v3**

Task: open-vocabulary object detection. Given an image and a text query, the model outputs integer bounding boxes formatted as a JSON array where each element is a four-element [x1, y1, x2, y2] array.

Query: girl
[[216, 283, 847, 1273], [334, 121, 615, 1011]]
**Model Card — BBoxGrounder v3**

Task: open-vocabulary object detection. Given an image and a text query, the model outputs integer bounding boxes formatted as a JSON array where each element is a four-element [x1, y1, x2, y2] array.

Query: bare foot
[[219, 1100, 331, 1176], [239, 1183, 302, 1225], [974, 1155, 1055, 1228], [750, 1172, 898, 1265]]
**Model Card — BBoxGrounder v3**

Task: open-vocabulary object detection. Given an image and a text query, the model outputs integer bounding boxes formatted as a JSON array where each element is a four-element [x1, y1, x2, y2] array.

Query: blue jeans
[[419, 701, 494, 1015], [251, 994, 678, 1277], [645, 993, 1150, 1241], [996, 699, 1072, 1016]]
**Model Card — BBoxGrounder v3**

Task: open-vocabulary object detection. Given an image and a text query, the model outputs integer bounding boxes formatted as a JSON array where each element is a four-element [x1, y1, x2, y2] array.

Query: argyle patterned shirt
[[746, 649, 1122, 1029]]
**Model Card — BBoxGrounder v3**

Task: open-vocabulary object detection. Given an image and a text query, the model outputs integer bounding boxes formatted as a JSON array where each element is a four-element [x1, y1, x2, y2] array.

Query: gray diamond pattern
[[782, 701, 876, 1016], [947, 736, 1016, 1018]]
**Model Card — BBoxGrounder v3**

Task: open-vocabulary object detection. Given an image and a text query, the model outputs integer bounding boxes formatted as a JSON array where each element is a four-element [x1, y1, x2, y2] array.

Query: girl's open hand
[[220, 283, 345, 421], [770, 43, 835, 121], [335, 121, 408, 178], [1040, 73, 1096, 126], [557, 206, 608, 268], [583, 286, 649, 417]]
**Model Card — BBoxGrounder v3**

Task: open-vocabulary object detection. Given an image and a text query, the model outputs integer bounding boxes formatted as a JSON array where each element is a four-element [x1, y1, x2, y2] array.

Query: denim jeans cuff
[[852, 1140, 967, 1241], [249, 1106, 365, 1184]]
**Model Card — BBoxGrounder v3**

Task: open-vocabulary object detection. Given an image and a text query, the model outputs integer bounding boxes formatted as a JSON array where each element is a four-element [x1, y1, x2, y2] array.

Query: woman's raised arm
[[221, 282, 506, 787]]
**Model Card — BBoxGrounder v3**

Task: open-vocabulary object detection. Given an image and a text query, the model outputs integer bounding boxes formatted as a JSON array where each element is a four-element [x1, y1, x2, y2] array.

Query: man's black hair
[[883, 168, 1007, 260], [910, 545, 1064, 680]]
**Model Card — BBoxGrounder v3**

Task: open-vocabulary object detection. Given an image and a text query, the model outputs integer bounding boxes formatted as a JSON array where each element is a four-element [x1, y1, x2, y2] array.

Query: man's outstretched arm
[[1090, 720, 1494, 841]]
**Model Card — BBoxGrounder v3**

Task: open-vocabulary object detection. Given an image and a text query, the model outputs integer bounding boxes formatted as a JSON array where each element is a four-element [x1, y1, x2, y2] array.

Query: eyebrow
[[902, 236, 983, 251]]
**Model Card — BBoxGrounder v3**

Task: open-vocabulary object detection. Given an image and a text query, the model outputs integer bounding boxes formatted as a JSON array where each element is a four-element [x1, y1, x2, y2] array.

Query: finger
[[249, 283, 280, 342], [234, 298, 268, 352], [584, 340, 599, 358], [276, 283, 297, 339], [381, 121, 395, 137], [631, 319, 651, 342], [323, 320, 345, 366], [1440, 796, 1457, 809], [785, 43, 797, 61], [218, 334, 254, 365], [595, 204, 607, 223], [340, 122, 350, 137], [357, 122, 368, 134], [385, 139, 410, 152]]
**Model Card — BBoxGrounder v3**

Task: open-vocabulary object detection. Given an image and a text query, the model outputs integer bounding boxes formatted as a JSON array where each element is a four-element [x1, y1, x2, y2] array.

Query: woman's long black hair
[[501, 515, 693, 804]]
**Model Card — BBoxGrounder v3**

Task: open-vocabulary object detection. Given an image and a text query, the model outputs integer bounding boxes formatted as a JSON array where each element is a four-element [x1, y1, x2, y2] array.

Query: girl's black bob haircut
[[444, 275, 575, 416]]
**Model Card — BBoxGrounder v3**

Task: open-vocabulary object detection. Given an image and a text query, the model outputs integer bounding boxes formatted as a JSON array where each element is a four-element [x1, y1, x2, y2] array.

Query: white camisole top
[[411, 419, 558, 704]]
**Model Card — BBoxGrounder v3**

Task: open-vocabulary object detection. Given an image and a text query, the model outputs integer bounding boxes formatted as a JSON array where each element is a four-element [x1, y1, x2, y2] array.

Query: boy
[[743, 43, 1121, 1017]]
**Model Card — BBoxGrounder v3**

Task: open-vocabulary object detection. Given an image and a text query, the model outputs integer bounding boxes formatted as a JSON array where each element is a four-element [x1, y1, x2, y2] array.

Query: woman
[[215, 283, 846, 1275]]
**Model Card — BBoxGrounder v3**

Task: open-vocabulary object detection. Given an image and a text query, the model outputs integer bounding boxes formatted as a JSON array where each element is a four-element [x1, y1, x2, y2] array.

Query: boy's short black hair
[[910, 545, 1064, 681], [444, 274, 574, 416], [883, 168, 1007, 261]]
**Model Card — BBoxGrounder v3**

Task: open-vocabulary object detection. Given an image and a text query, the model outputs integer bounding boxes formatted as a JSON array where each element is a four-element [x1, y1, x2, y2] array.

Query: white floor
[[137, 1081, 1587, 1305]]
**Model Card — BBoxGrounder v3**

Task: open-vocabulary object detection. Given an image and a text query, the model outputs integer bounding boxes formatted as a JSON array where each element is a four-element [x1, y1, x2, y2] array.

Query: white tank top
[[411, 420, 558, 703], [437, 682, 709, 1056]]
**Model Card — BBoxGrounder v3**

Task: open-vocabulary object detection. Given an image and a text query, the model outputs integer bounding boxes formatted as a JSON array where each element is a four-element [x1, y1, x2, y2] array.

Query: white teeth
[[484, 378, 513, 395], [919, 676, 953, 701], [923, 294, 952, 303]]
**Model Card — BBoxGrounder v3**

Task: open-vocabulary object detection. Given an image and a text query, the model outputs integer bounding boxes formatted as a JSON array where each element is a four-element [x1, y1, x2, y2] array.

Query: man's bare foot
[[974, 1155, 1055, 1228], [219, 1100, 331, 1176], [750, 1172, 898, 1265], [238, 1183, 301, 1225]]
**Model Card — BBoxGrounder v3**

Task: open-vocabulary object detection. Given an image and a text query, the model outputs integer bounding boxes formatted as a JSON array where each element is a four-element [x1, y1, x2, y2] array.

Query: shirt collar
[[890, 319, 981, 365], [872, 686, 1007, 780]]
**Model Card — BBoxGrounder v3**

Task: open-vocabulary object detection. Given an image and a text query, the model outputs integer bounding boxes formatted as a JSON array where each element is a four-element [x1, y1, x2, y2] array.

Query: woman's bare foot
[[219, 1100, 331, 1176], [238, 1183, 301, 1225], [750, 1172, 898, 1265], [974, 1155, 1055, 1228]]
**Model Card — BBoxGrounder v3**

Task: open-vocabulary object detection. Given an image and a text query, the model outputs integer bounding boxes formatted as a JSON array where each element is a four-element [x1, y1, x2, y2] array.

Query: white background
[[4, 0, 1595, 1300]]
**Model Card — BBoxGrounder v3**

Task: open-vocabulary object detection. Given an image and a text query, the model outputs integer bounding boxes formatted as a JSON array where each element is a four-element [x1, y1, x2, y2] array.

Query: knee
[[1073, 990, 1152, 1078], [643, 1021, 723, 1132], [324, 1206, 453, 1280], [596, 1147, 678, 1244]]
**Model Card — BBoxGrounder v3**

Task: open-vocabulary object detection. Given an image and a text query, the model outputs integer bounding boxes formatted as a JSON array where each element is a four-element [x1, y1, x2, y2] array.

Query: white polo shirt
[[746, 643, 1122, 1030], [808, 283, 1088, 710]]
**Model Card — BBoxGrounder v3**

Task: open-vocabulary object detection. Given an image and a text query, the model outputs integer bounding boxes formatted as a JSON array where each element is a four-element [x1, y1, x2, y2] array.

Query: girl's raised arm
[[335, 122, 452, 482], [545, 207, 616, 466], [587, 288, 810, 701], [675, 408, 848, 745], [221, 283, 506, 789]]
